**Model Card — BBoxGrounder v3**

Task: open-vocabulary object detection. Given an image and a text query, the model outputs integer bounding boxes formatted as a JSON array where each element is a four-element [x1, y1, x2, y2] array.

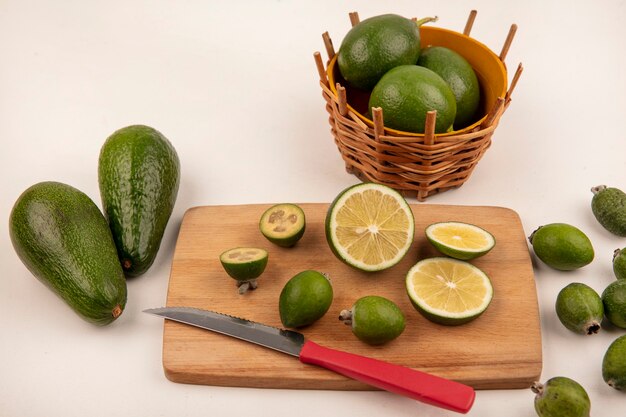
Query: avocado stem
[[415, 16, 438, 27], [112, 305, 123, 318], [614, 248, 622, 262]]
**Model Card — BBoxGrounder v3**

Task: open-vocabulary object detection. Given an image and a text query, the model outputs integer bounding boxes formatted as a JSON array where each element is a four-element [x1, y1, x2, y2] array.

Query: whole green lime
[[279, 270, 333, 328], [339, 295, 405, 345], [337, 14, 435, 91], [528, 223, 594, 271], [368, 65, 457, 134], [531, 377, 590, 417], [602, 280, 626, 328], [417, 46, 481, 129], [602, 334, 626, 390]]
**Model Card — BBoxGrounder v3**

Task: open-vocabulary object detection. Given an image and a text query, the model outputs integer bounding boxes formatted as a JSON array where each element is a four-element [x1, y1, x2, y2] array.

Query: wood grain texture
[[162, 203, 542, 390]]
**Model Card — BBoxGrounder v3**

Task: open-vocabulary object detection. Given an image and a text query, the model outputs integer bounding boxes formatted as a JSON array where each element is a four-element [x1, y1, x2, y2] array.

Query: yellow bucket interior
[[327, 26, 508, 137]]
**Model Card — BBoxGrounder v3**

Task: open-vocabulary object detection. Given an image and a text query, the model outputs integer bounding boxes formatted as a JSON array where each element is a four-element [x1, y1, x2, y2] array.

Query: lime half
[[260, 203, 306, 247], [406, 257, 493, 325], [219, 247, 268, 294], [325, 183, 415, 272], [425, 221, 495, 260]]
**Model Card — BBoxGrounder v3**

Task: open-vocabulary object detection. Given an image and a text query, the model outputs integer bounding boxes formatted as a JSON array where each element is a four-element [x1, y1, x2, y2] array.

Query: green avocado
[[9, 181, 127, 325], [98, 125, 180, 277], [591, 185, 626, 236], [417, 46, 481, 129]]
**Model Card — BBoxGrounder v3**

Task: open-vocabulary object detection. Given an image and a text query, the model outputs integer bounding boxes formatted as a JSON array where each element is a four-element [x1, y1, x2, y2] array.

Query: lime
[[425, 221, 495, 260], [405, 257, 493, 325], [259, 203, 306, 247], [602, 280, 626, 328], [531, 377, 591, 417], [602, 334, 626, 391], [279, 270, 333, 328], [368, 65, 457, 134], [613, 248, 626, 280], [528, 223, 594, 271], [555, 283, 603, 335], [339, 295, 405, 345], [337, 14, 436, 90], [219, 247, 268, 294], [325, 183, 415, 272], [417, 46, 481, 129]]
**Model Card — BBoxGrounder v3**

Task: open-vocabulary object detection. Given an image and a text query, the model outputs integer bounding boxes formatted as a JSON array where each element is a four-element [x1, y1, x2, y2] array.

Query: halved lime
[[219, 247, 268, 293], [259, 203, 306, 247], [405, 257, 493, 325], [425, 221, 495, 260], [325, 183, 415, 272]]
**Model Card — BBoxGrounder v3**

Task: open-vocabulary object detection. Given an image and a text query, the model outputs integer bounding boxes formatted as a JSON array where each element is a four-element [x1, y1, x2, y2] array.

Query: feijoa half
[[602, 334, 626, 391], [528, 223, 594, 271], [279, 270, 333, 328], [260, 203, 305, 247], [555, 283, 603, 335], [219, 247, 268, 294], [339, 295, 405, 345], [602, 279, 626, 328], [531, 377, 590, 417]]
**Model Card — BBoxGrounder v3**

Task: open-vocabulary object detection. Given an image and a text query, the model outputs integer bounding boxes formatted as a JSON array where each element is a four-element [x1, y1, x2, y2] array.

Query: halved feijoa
[[219, 247, 268, 294], [259, 203, 305, 247]]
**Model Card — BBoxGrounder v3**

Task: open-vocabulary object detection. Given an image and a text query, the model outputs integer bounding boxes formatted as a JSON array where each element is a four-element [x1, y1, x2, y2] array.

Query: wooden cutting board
[[162, 203, 542, 390]]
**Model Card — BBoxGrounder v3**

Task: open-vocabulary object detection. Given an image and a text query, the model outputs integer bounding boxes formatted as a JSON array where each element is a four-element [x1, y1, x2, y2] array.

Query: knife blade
[[144, 306, 475, 414]]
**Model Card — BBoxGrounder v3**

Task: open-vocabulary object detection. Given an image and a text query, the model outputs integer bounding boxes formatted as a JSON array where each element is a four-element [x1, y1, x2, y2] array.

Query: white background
[[1, 1, 625, 416]]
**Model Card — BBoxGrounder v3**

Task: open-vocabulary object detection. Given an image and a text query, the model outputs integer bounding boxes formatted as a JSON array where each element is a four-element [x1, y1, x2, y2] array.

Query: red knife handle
[[299, 340, 475, 414]]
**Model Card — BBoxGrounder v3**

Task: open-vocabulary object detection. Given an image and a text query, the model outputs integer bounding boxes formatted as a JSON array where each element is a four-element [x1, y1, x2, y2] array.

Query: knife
[[144, 306, 475, 414]]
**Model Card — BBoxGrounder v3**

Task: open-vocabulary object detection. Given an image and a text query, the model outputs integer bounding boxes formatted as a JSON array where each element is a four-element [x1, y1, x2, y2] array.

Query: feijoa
[[591, 185, 626, 236], [602, 280, 626, 328], [613, 248, 626, 280], [219, 247, 268, 294], [259, 203, 305, 247], [279, 270, 333, 328], [528, 223, 594, 271], [531, 377, 590, 417], [339, 295, 405, 345], [602, 334, 626, 390], [555, 283, 603, 335]]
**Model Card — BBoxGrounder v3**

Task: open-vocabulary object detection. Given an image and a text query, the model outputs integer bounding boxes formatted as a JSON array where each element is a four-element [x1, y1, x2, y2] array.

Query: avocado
[[591, 185, 626, 236], [9, 181, 127, 325], [98, 125, 180, 277]]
